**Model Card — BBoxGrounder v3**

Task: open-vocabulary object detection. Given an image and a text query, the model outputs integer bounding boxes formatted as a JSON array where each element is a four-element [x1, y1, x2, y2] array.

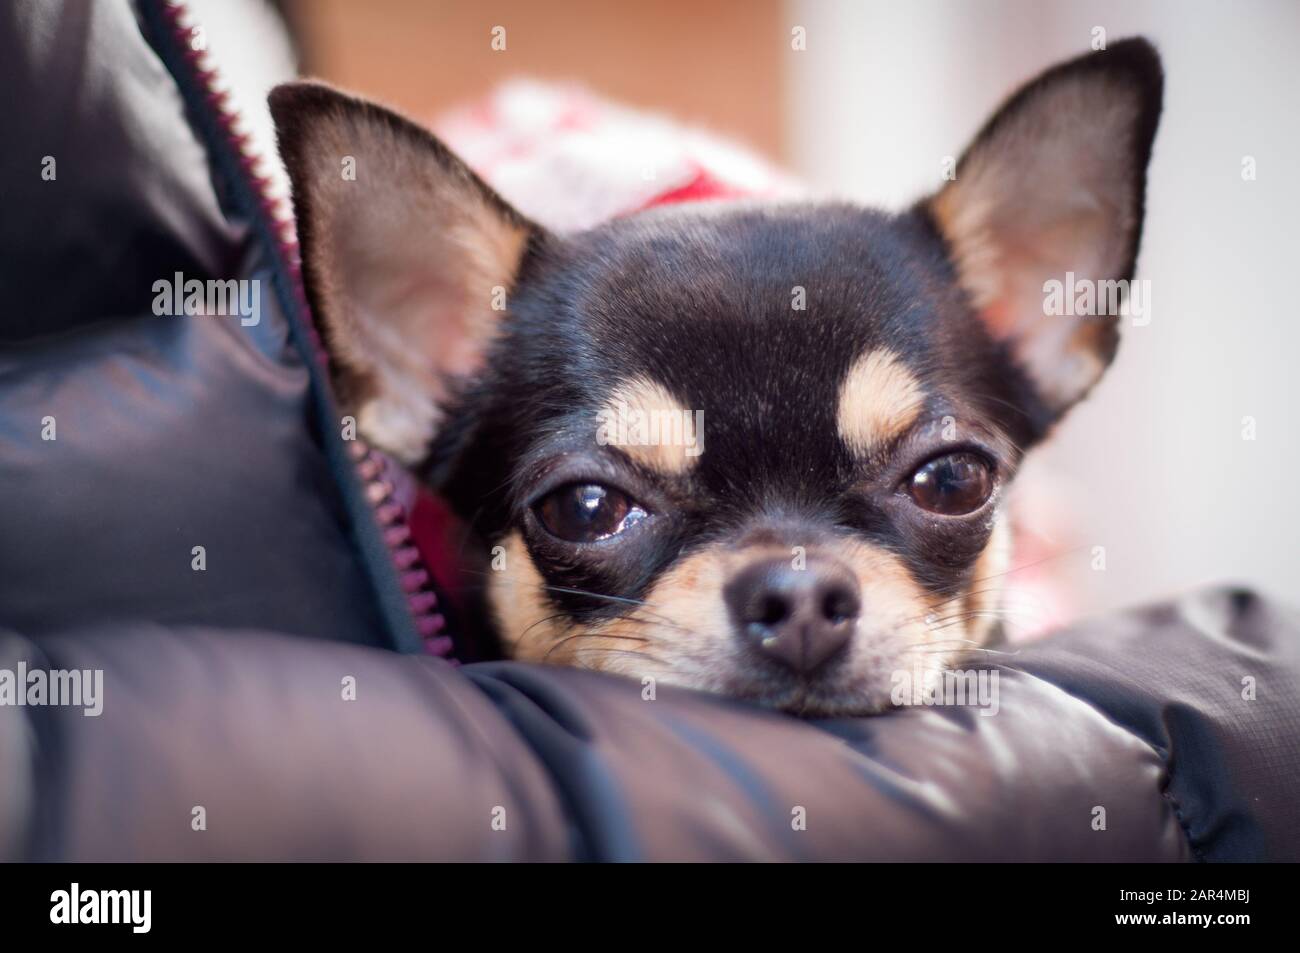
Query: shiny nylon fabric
[[0, 0, 391, 646], [4, 587, 1295, 860]]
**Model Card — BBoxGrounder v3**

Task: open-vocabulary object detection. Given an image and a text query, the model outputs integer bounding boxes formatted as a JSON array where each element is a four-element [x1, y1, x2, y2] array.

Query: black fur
[[430, 202, 1031, 637], [424, 41, 1163, 652], [274, 39, 1165, 663]]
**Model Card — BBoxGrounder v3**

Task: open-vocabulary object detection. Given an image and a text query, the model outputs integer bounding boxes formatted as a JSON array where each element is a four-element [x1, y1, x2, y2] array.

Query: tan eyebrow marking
[[594, 375, 703, 475], [836, 348, 926, 456]]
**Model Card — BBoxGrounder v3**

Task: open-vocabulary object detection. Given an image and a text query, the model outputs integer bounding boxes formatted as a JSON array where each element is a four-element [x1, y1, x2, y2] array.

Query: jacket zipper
[[150, 0, 452, 658]]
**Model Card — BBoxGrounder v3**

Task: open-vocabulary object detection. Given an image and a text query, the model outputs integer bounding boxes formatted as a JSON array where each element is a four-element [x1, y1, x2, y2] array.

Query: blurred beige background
[[278, 0, 1299, 620]]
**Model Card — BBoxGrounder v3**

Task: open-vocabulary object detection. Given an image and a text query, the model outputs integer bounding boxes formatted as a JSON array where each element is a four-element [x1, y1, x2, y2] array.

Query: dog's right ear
[[269, 82, 541, 464]]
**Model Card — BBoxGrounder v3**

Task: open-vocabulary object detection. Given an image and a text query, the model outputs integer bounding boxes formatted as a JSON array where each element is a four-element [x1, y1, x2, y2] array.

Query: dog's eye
[[906, 453, 993, 515], [533, 483, 647, 543]]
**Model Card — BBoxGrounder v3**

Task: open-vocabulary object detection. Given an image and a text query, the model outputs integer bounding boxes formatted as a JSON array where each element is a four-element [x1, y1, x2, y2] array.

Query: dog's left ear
[[269, 81, 541, 463], [926, 38, 1162, 420]]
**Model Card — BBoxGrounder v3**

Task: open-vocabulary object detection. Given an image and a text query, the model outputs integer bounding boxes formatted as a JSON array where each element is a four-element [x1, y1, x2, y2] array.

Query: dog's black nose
[[725, 557, 859, 674]]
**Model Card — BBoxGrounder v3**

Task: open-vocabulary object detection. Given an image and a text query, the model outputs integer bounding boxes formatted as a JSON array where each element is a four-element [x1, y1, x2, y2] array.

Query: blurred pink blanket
[[434, 80, 801, 232]]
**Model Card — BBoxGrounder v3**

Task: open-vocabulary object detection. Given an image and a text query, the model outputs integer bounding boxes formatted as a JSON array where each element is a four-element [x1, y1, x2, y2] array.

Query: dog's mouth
[[509, 598, 983, 718], [618, 628, 943, 718], [732, 681, 894, 718], [712, 660, 902, 718]]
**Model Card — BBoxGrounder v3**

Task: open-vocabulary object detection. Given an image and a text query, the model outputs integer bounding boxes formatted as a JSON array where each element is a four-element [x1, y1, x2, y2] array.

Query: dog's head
[[270, 39, 1161, 715]]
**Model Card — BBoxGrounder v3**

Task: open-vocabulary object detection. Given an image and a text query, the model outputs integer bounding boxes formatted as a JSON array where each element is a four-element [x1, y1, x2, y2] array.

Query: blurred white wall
[[785, 0, 1300, 618]]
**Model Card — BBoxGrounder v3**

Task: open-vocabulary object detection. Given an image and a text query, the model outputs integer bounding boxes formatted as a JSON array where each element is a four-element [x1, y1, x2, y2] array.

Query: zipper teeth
[[160, 0, 451, 658]]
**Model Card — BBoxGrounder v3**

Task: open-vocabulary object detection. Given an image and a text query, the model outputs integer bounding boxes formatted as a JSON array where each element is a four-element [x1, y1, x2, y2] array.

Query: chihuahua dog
[[269, 39, 1161, 715]]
